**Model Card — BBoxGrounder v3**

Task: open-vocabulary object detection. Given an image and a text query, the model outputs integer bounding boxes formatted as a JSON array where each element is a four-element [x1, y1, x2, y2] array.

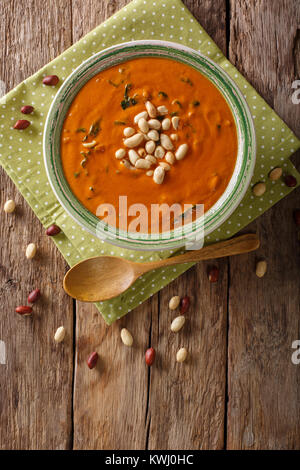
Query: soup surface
[[61, 57, 237, 232]]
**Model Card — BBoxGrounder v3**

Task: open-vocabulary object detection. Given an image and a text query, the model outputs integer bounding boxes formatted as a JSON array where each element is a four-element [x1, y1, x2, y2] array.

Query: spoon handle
[[136, 234, 260, 273]]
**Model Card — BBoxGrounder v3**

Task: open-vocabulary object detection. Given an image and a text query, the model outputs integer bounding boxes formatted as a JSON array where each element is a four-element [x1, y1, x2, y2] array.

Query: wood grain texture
[[0, 0, 74, 450], [227, 0, 300, 450], [1, 0, 300, 450]]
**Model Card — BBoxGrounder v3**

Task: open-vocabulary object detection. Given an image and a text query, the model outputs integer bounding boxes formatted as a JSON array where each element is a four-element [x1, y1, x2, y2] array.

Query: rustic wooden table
[[0, 0, 299, 450]]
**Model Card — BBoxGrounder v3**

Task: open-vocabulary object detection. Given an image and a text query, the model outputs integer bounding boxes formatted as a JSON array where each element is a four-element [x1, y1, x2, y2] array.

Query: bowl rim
[[44, 39, 256, 251]]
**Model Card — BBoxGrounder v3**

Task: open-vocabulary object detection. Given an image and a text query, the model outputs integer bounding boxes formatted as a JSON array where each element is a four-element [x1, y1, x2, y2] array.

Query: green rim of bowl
[[44, 40, 256, 251]]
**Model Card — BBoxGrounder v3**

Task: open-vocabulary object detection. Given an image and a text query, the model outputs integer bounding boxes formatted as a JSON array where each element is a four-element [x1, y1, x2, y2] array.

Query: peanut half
[[169, 296, 180, 310], [120, 328, 133, 347], [256, 260, 267, 278], [4, 199, 16, 213], [26, 243, 37, 259], [54, 326, 66, 343], [171, 315, 186, 333], [176, 347, 188, 363]]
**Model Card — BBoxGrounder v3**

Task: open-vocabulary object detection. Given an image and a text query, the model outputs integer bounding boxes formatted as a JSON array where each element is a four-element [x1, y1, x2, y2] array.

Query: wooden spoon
[[63, 233, 259, 302]]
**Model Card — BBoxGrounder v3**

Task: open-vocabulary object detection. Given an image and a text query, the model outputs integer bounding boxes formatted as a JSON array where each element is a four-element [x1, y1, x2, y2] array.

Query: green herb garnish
[[193, 100, 200, 107], [158, 91, 168, 99], [76, 127, 86, 133], [121, 83, 137, 110], [170, 111, 178, 117], [108, 79, 119, 88], [114, 120, 126, 126], [80, 158, 87, 168], [74, 172, 80, 178], [173, 99, 182, 108], [82, 135, 88, 142], [89, 119, 101, 137], [217, 124, 221, 130], [180, 77, 193, 86], [156, 115, 165, 121]]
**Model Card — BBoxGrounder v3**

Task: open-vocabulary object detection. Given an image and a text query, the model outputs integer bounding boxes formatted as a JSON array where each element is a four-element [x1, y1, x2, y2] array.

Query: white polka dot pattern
[[0, 0, 299, 325]]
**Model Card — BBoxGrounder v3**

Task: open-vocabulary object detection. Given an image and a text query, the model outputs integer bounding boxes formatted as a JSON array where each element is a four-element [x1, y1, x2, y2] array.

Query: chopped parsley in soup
[[61, 57, 237, 232]]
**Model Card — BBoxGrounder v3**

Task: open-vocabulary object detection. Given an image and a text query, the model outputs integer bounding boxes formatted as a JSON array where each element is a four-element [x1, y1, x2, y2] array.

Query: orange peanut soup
[[61, 57, 237, 232]]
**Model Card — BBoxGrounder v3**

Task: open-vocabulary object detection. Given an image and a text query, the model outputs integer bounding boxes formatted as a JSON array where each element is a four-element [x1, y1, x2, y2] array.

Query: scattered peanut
[[124, 133, 144, 148], [87, 351, 98, 369], [145, 140, 156, 154], [21, 105, 34, 114], [54, 326, 66, 343], [148, 119, 161, 130], [180, 295, 190, 314], [170, 133, 178, 141], [145, 347, 155, 366], [147, 129, 159, 141], [135, 158, 151, 169], [159, 162, 171, 171], [269, 167, 282, 181], [153, 166, 165, 184], [154, 146, 165, 159], [157, 105, 168, 115], [28, 289, 41, 303], [15, 306, 33, 316], [162, 118, 171, 130], [146, 170, 154, 176], [175, 143, 188, 160], [4, 199, 16, 213], [284, 174, 297, 187], [172, 116, 180, 130], [176, 347, 188, 363], [145, 101, 157, 118], [13, 119, 30, 130], [128, 149, 139, 166], [169, 295, 180, 310], [115, 148, 126, 159], [160, 133, 174, 151], [256, 260, 267, 278], [43, 75, 59, 86], [120, 328, 133, 347], [138, 117, 149, 133], [46, 224, 61, 236], [138, 148, 146, 157], [165, 152, 175, 165], [134, 111, 148, 123], [26, 243, 37, 259], [124, 127, 135, 137], [253, 182, 266, 197], [171, 315, 185, 333]]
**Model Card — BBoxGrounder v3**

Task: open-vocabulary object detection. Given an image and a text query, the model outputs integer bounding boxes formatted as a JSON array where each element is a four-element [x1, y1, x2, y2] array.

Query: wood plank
[[0, 0, 74, 450], [71, 0, 151, 450], [147, 0, 229, 450], [227, 0, 300, 449]]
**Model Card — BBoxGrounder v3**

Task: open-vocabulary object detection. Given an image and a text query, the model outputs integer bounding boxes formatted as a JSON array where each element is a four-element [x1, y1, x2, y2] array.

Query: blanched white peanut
[[148, 119, 161, 130], [82, 140, 97, 148], [147, 129, 159, 141], [157, 105, 168, 115], [135, 158, 151, 169], [175, 143, 188, 160], [145, 101, 157, 118], [123, 127, 135, 137], [145, 155, 157, 165], [134, 111, 148, 123], [165, 151, 175, 165], [138, 148, 146, 157], [54, 326, 66, 343], [128, 149, 139, 166], [122, 159, 136, 170], [4, 199, 16, 213], [160, 134, 174, 150], [146, 170, 154, 176], [138, 117, 149, 133], [120, 328, 133, 347], [176, 347, 188, 363], [172, 116, 180, 130], [26, 243, 37, 259], [159, 162, 171, 171], [154, 146, 165, 159], [169, 295, 180, 310], [145, 140, 156, 154], [171, 315, 185, 332], [256, 260, 267, 278], [115, 148, 126, 159], [162, 118, 171, 130], [124, 133, 144, 148], [170, 134, 178, 141], [153, 166, 165, 184]]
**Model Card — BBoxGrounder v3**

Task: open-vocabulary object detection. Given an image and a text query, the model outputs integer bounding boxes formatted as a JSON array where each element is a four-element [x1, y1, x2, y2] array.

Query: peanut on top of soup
[[61, 57, 237, 232]]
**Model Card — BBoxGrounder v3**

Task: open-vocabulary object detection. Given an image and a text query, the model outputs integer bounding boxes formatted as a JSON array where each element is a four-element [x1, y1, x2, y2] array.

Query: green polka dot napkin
[[0, 0, 299, 324]]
